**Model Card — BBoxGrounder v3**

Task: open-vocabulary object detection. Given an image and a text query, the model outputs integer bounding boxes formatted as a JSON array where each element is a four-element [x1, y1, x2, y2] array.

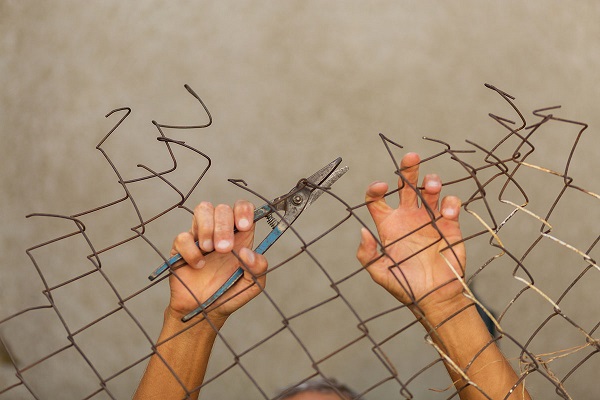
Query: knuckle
[[174, 231, 191, 245], [194, 201, 213, 214], [235, 199, 253, 211], [215, 203, 233, 213], [193, 202, 214, 229]]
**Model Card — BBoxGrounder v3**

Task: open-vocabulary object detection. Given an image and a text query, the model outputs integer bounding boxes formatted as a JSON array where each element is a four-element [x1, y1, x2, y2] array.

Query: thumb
[[239, 247, 268, 284], [356, 227, 380, 268]]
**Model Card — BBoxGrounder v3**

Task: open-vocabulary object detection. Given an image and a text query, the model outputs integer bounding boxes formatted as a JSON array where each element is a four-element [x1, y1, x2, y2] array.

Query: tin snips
[[148, 157, 348, 322]]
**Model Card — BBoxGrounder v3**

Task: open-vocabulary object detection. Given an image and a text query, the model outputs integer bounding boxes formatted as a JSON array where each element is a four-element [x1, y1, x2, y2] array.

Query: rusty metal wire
[[1, 84, 597, 399]]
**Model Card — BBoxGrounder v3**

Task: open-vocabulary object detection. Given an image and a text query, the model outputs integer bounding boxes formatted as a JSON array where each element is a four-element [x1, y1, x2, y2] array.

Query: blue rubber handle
[[181, 225, 283, 322], [148, 204, 272, 281]]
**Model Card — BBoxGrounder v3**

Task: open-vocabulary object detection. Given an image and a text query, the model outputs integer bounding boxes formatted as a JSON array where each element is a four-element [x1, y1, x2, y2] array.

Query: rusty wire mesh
[[0, 84, 598, 399]]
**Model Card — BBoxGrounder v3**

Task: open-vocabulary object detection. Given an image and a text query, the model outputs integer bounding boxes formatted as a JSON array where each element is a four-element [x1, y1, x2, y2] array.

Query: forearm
[[416, 297, 531, 400], [134, 308, 226, 400]]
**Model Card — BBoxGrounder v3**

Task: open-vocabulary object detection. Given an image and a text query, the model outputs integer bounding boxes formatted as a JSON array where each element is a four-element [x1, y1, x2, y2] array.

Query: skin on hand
[[356, 153, 531, 400], [167, 200, 268, 323], [136, 164, 530, 400], [356, 152, 467, 317], [134, 201, 268, 400]]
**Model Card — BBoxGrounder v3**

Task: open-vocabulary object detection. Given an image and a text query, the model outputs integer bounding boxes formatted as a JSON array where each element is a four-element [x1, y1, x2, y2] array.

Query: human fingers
[[398, 152, 421, 208], [193, 202, 215, 252], [233, 200, 255, 232], [213, 204, 235, 253], [239, 247, 268, 282], [172, 231, 205, 269], [365, 181, 392, 225], [440, 195, 461, 221], [421, 174, 442, 212]]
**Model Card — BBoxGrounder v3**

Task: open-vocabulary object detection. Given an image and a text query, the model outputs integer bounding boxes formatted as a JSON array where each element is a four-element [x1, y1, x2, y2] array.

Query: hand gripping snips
[[148, 157, 348, 322]]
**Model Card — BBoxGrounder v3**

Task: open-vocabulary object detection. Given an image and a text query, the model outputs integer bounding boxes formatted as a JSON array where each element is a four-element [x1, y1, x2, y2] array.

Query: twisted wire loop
[[1, 84, 597, 399]]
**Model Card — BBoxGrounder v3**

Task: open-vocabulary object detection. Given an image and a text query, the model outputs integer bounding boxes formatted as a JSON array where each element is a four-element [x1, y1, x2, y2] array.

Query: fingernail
[[238, 218, 250, 229], [195, 260, 206, 269], [202, 240, 213, 251], [426, 180, 441, 190], [241, 247, 255, 264], [443, 207, 456, 218], [216, 240, 231, 251]]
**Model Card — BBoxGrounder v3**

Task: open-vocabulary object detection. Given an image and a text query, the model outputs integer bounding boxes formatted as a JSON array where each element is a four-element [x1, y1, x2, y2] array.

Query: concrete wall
[[1, 1, 599, 398]]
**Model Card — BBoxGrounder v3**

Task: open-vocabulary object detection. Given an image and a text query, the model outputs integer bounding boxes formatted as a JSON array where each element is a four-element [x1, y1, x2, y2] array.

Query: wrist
[[411, 293, 475, 329], [164, 306, 228, 333]]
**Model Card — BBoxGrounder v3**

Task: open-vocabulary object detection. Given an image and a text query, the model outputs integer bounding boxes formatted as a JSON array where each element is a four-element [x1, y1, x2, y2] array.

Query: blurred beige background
[[1, 1, 599, 399]]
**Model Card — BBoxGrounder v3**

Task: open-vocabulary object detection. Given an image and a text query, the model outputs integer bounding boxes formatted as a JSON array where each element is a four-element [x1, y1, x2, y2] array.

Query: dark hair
[[276, 378, 359, 399]]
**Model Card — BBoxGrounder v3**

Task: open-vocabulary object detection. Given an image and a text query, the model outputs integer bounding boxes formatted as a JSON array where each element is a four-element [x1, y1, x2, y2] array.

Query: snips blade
[[286, 156, 348, 217], [304, 157, 349, 208], [305, 157, 343, 186]]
